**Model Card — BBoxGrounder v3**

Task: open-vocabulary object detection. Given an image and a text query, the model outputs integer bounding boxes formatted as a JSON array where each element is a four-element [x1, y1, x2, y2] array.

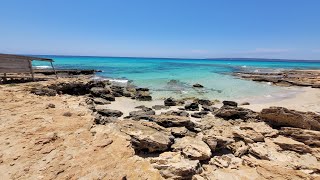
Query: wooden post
[[3, 73, 7, 82], [50, 61, 58, 79], [28, 60, 35, 81]]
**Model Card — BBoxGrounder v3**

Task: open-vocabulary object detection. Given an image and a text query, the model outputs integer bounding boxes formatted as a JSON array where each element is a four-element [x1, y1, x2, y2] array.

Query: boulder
[[135, 90, 152, 101], [151, 115, 195, 130], [185, 102, 199, 111], [97, 109, 123, 117], [111, 86, 124, 97], [90, 87, 110, 97], [248, 142, 272, 160], [272, 136, 312, 153], [93, 98, 111, 105], [191, 111, 209, 118], [172, 136, 212, 160], [232, 127, 265, 143], [101, 94, 115, 101], [48, 82, 90, 95], [168, 127, 190, 137], [280, 127, 320, 147], [150, 152, 201, 179], [215, 106, 258, 120], [240, 102, 250, 106], [202, 105, 218, 113], [119, 120, 174, 152], [193, 83, 204, 88], [228, 141, 249, 157], [94, 114, 118, 125], [260, 107, 320, 131], [203, 135, 235, 151], [161, 110, 189, 117], [31, 87, 57, 96], [164, 98, 177, 106], [127, 108, 155, 120], [197, 99, 213, 106], [222, 101, 238, 107]]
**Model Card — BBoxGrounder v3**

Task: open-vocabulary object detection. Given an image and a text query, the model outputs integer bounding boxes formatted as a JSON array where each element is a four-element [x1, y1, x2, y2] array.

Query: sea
[[33, 56, 320, 102]]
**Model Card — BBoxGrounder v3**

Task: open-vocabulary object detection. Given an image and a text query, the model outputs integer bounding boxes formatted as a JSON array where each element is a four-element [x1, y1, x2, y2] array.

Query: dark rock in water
[[101, 94, 115, 101], [31, 87, 57, 96], [193, 83, 204, 88], [202, 105, 219, 113], [260, 107, 320, 130], [191, 111, 209, 118], [135, 89, 152, 101], [136, 95, 152, 101], [161, 110, 189, 117], [197, 99, 213, 106], [97, 109, 123, 117], [215, 106, 258, 120], [151, 115, 195, 130], [185, 103, 199, 111], [94, 114, 118, 125], [240, 102, 250, 106], [93, 98, 111, 105], [136, 87, 149, 91], [152, 105, 170, 110], [222, 101, 238, 107], [164, 97, 177, 106]]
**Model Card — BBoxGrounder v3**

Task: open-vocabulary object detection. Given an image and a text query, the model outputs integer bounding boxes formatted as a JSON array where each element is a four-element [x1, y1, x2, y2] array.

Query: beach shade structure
[[0, 54, 57, 82]]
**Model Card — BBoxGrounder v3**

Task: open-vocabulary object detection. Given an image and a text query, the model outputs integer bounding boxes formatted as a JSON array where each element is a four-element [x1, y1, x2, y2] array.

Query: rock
[[101, 94, 115, 101], [248, 142, 271, 160], [94, 114, 118, 125], [240, 102, 250, 106], [222, 101, 238, 107], [191, 111, 209, 118], [197, 99, 213, 106], [127, 108, 155, 120], [203, 135, 235, 151], [233, 127, 265, 143], [202, 105, 218, 113], [152, 105, 170, 110], [97, 109, 123, 117], [185, 103, 199, 111], [161, 110, 189, 117], [46, 103, 55, 108], [93, 98, 111, 105], [119, 120, 174, 152], [135, 90, 152, 101], [215, 106, 258, 120], [168, 127, 190, 137], [272, 136, 312, 153], [111, 86, 124, 97], [172, 136, 212, 160], [63, 112, 72, 117], [151, 115, 195, 130], [209, 154, 243, 169], [228, 141, 249, 157], [90, 87, 110, 97], [150, 152, 201, 179], [48, 82, 91, 95], [239, 122, 278, 138], [260, 107, 320, 131], [31, 88, 57, 96], [164, 98, 177, 106], [280, 127, 320, 147], [193, 83, 204, 88]]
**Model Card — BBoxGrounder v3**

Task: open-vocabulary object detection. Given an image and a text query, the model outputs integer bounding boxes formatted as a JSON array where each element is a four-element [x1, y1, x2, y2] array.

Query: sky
[[1, 0, 320, 60]]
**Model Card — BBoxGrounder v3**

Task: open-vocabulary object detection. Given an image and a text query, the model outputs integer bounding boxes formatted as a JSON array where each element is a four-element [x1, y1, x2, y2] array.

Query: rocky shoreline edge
[[24, 76, 320, 179]]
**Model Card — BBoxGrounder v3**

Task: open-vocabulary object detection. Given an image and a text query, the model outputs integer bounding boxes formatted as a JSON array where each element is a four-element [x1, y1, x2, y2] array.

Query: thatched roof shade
[[0, 54, 53, 62]]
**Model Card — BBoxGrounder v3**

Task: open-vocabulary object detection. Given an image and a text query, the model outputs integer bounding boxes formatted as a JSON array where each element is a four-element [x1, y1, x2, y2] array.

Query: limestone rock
[[127, 107, 155, 120], [209, 154, 243, 169], [168, 127, 190, 137], [260, 107, 320, 130], [119, 120, 173, 152], [161, 110, 189, 117], [228, 140, 249, 157], [233, 127, 264, 143], [97, 109, 123, 117], [150, 152, 201, 180], [203, 135, 235, 151], [215, 106, 258, 120], [185, 102, 199, 111], [152, 115, 195, 130], [93, 97, 110, 105], [280, 127, 320, 147], [272, 136, 312, 153], [152, 105, 170, 110], [222, 101, 238, 107], [172, 136, 212, 160], [90, 87, 110, 97], [191, 111, 209, 118]]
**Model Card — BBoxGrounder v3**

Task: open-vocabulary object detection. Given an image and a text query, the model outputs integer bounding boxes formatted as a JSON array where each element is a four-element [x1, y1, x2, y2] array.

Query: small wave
[[34, 65, 51, 69], [241, 65, 247, 68]]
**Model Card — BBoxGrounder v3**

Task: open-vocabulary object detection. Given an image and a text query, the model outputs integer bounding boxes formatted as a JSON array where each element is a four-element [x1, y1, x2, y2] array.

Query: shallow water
[[33, 56, 320, 101]]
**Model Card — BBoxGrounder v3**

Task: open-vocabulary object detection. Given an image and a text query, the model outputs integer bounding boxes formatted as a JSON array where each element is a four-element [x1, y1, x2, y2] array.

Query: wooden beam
[[50, 61, 58, 79], [28, 60, 35, 81]]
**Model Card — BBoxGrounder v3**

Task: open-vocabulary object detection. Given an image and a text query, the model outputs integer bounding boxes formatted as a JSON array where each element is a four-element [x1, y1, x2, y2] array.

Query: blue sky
[[1, 0, 320, 59]]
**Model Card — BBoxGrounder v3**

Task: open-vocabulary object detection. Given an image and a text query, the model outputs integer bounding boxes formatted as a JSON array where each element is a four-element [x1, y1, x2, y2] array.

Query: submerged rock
[[172, 136, 212, 160], [164, 97, 177, 106], [193, 83, 204, 88], [260, 107, 320, 130]]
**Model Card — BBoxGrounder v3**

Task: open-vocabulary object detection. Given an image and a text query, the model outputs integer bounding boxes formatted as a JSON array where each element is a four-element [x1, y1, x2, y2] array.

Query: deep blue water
[[33, 56, 320, 101]]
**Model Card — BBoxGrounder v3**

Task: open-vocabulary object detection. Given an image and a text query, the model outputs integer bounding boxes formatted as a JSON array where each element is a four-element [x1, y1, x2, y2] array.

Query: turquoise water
[[33, 56, 320, 101]]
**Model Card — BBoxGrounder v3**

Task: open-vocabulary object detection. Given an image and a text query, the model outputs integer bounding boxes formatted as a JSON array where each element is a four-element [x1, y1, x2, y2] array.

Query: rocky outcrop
[[126, 107, 155, 120], [203, 135, 235, 151], [193, 83, 204, 88], [197, 99, 213, 106], [228, 141, 249, 157], [168, 127, 190, 137], [150, 152, 201, 179], [151, 115, 195, 130], [280, 127, 320, 147], [172, 136, 212, 160], [191, 111, 209, 118], [164, 97, 177, 106], [97, 109, 123, 117], [222, 101, 238, 107], [202, 105, 218, 113], [185, 102, 199, 111], [161, 110, 189, 117], [209, 154, 243, 169], [260, 107, 320, 130], [272, 136, 312, 153], [135, 88, 152, 101], [152, 105, 170, 110], [233, 127, 265, 143], [31, 87, 57, 96], [93, 97, 110, 105], [215, 106, 258, 120], [119, 120, 174, 152], [90, 87, 111, 97]]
